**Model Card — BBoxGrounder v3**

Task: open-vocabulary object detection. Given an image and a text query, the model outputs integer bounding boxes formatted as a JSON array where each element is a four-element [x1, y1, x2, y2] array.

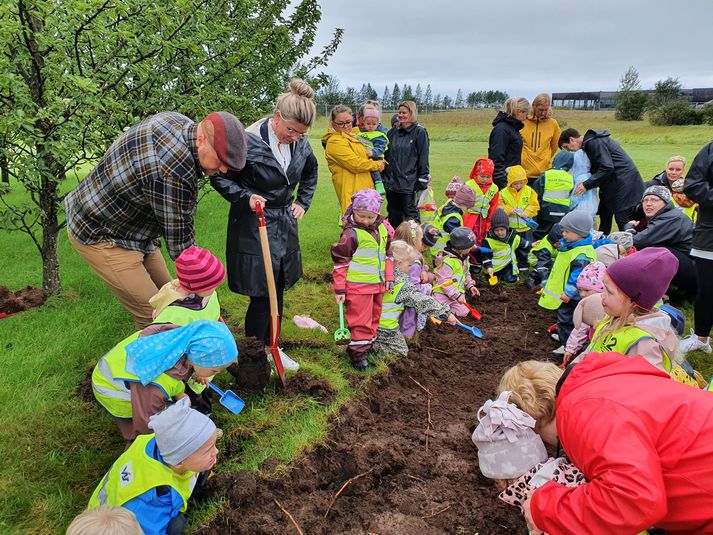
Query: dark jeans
[[515, 230, 534, 268], [694, 257, 713, 337], [557, 299, 578, 344], [168, 513, 186, 535], [598, 205, 635, 234], [245, 265, 285, 346], [386, 190, 419, 227]]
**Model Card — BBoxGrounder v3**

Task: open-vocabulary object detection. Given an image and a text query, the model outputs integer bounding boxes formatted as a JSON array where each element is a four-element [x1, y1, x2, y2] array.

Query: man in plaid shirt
[[66, 111, 247, 328]]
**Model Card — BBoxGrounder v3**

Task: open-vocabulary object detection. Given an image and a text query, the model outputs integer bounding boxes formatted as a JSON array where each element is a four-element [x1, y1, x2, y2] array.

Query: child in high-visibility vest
[[562, 262, 607, 366], [332, 188, 394, 370], [538, 211, 597, 355], [432, 226, 480, 316], [525, 223, 563, 289], [474, 208, 523, 283], [357, 105, 389, 195], [87, 398, 219, 535], [463, 158, 500, 246], [374, 241, 456, 357], [393, 221, 436, 337], [431, 185, 476, 252], [499, 165, 540, 270], [575, 248, 680, 374]]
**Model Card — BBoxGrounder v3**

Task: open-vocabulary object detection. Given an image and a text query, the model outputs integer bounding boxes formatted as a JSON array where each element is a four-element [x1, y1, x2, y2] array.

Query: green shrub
[[649, 100, 703, 126], [702, 102, 713, 125], [615, 91, 648, 121]]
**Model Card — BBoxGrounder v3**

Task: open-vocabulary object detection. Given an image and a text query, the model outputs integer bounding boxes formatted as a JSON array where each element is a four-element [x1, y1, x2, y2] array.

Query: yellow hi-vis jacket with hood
[[499, 171, 540, 232], [521, 116, 561, 179]]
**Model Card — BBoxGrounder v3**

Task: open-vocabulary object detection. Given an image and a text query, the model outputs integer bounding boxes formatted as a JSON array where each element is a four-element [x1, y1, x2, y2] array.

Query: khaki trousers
[[68, 232, 172, 329]]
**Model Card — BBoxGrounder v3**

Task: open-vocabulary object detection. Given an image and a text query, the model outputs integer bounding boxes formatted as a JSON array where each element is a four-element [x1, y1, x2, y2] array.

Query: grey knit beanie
[[491, 207, 509, 230], [149, 397, 216, 465], [559, 211, 593, 238], [608, 231, 634, 252], [449, 226, 476, 250], [643, 185, 672, 204]]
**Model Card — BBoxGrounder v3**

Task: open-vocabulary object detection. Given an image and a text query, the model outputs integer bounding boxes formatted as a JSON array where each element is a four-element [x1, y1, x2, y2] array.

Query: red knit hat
[[471, 158, 495, 178], [175, 246, 226, 293], [203, 112, 247, 171]]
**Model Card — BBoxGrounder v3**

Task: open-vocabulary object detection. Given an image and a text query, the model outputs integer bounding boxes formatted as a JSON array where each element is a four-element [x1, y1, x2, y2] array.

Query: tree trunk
[[39, 153, 63, 295], [1, 153, 8, 183]]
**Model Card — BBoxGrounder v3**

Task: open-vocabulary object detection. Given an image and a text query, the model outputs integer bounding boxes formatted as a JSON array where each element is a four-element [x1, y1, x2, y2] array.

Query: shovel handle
[[207, 382, 225, 397], [338, 301, 346, 330], [431, 279, 454, 291]]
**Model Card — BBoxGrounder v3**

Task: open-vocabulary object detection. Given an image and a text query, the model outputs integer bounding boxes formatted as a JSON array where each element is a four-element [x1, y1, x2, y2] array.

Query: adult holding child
[[384, 100, 430, 227], [322, 104, 386, 214], [211, 79, 318, 370], [488, 97, 528, 189], [65, 111, 247, 329], [520, 93, 561, 184], [498, 355, 713, 534], [559, 128, 644, 234]]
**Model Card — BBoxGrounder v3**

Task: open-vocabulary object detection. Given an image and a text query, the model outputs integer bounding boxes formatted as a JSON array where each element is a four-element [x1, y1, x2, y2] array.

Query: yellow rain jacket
[[322, 127, 382, 215], [499, 166, 540, 231], [521, 117, 561, 179]]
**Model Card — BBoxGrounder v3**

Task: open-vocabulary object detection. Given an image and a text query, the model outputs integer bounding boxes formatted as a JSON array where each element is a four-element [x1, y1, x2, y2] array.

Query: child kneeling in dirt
[[472, 390, 586, 524], [374, 241, 456, 357], [332, 188, 394, 371], [473, 208, 525, 283], [526, 224, 563, 289], [432, 227, 480, 317], [431, 184, 477, 252], [87, 398, 219, 535], [538, 211, 596, 356]]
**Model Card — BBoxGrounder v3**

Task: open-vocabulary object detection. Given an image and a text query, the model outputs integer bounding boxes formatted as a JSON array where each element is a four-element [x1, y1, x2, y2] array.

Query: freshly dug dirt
[[0, 285, 47, 315], [281, 371, 336, 405], [229, 337, 272, 394], [197, 284, 558, 535]]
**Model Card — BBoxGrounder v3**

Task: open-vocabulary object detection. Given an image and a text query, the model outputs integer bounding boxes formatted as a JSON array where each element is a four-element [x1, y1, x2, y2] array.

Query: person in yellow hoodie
[[499, 165, 540, 269], [520, 93, 561, 183], [322, 104, 386, 215]]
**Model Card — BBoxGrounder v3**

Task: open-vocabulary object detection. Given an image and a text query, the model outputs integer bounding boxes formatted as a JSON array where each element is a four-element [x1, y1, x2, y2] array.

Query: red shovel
[[255, 201, 286, 387], [464, 302, 482, 321]]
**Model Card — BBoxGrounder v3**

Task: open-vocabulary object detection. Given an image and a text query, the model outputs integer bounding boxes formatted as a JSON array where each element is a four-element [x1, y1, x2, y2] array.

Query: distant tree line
[[314, 76, 509, 114]]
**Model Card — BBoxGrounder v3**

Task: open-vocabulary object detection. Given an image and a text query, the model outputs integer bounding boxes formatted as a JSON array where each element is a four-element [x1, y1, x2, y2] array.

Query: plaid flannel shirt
[[65, 112, 202, 259]]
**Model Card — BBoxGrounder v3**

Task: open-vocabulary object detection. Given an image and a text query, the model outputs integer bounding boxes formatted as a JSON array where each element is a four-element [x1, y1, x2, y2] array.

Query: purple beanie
[[606, 247, 678, 310], [350, 188, 383, 213], [454, 184, 476, 209]]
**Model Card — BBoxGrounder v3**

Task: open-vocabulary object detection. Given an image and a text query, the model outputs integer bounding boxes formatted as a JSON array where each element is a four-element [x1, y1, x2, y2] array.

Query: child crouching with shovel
[[432, 226, 481, 317], [373, 240, 456, 357], [331, 189, 394, 371]]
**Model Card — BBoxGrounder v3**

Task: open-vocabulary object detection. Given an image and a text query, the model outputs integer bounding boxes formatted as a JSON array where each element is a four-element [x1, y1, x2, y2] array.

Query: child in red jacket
[[332, 189, 394, 370], [463, 158, 500, 246]]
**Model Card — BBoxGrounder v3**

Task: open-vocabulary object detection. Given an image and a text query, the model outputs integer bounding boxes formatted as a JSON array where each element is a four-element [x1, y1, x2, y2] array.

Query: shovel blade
[[488, 275, 498, 286], [220, 390, 245, 414]]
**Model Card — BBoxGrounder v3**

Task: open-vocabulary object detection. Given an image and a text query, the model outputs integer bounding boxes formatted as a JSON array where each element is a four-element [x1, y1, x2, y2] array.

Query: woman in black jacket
[[488, 97, 528, 189], [383, 100, 430, 227], [211, 80, 318, 369], [680, 141, 713, 354]]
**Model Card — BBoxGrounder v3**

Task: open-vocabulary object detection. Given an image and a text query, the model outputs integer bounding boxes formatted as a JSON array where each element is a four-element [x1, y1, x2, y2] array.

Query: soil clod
[[281, 371, 336, 405], [0, 285, 47, 315]]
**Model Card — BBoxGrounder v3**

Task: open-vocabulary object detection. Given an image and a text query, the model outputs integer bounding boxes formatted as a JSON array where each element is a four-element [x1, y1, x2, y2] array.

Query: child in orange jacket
[[332, 189, 394, 370]]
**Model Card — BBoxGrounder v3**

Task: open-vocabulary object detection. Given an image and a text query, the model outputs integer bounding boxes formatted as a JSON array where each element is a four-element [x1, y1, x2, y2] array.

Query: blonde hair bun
[[289, 79, 314, 99]]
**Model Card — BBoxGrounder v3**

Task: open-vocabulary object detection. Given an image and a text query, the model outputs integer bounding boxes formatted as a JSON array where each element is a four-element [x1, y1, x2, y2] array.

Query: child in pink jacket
[[432, 226, 480, 317], [332, 189, 394, 370]]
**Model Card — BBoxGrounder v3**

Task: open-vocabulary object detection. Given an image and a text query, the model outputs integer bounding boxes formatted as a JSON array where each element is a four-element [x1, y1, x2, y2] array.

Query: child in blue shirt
[[357, 106, 388, 194]]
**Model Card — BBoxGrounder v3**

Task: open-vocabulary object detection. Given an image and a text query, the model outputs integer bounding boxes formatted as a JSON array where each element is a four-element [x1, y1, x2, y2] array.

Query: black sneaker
[[351, 359, 369, 371]]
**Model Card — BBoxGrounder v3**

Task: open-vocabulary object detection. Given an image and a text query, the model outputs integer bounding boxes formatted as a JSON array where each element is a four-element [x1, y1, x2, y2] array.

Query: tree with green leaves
[[0, 0, 341, 294], [401, 84, 414, 102], [615, 66, 647, 121], [455, 88, 464, 109], [392, 83, 401, 108], [424, 84, 433, 110]]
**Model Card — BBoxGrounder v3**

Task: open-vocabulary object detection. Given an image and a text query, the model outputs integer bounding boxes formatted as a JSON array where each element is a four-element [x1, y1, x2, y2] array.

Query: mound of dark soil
[[281, 371, 336, 405], [196, 284, 558, 535], [0, 285, 47, 315], [229, 337, 272, 394]]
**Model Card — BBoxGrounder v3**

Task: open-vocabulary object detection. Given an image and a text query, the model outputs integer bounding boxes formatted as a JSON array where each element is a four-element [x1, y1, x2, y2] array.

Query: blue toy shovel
[[455, 321, 484, 339], [207, 382, 245, 414], [516, 212, 539, 230]]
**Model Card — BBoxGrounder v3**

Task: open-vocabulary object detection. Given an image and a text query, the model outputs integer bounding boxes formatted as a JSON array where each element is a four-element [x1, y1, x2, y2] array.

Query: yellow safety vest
[[92, 332, 186, 419], [542, 170, 574, 215], [153, 292, 220, 325], [527, 237, 557, 268], [586, 320, 672, 372], [500, 187, 535, 230], [465, 180, 499, 219], [346, 224, 388, 285], [379, 280, 408, 330], [432, 207, 464, 252], [88, 434, 196, 512], [433, 255, 467, 295], [485, 235, 521, 274], [538, 244, 597, 310], [672, 198, 697, 222]]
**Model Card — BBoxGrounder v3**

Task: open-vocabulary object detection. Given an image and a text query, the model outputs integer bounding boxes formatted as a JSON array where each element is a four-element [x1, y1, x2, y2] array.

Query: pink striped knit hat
[[175, 246, 225, 293]]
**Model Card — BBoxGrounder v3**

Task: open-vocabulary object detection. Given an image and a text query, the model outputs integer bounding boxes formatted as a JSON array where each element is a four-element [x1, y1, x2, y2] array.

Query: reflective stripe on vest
[[153, 293, 221, 326], [88, 434, 196, 512], [500, 187, 533, 230], [92, 332, 186, 419], [433, 210, 463, 251], [379, 280, 408, 330], [485, 235, 520, 274], [465, 180, 498, 219], [346, 225, 388, 284], [542, 170, 574, 207], [433, 256, 467, 295], [527, 237, 556, 267], [538, 244, 597, 310], [586, 321, 672, 372]]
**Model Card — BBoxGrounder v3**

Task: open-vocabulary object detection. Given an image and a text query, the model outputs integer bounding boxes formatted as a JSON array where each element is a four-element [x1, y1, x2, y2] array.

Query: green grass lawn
[[1, 109, 712, 534]]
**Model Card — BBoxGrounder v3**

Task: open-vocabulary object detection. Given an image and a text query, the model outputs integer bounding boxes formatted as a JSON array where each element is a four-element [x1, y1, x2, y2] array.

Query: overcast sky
[[307, 0, 713, 100]]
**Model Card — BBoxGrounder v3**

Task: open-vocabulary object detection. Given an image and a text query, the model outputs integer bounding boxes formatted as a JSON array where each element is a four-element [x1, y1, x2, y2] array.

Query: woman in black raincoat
[[211, 80, 318, 369]]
